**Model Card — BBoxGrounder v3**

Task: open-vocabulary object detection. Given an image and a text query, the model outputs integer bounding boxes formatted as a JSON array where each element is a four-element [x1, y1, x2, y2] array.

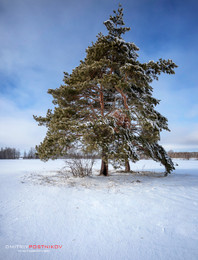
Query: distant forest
[[0, 147, 38, 159], [0, 147, 198, 160], [167, 151, 198, 160]]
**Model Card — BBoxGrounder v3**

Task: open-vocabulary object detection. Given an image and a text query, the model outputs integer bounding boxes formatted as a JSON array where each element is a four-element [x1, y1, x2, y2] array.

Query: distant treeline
[[139, 151, 198, 160], [0, 147, 97, 160], [0, 147, 20, 159], [167, 151, 198, 160], [1, 147, 198, 160], [0, 147, 38, 159], [51, 152, 198, 160], [23, 148, 39, 159]]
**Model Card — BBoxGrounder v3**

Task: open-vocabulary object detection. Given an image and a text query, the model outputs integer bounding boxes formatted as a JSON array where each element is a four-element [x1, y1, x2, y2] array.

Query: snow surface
[[0, 159, 198, 260]]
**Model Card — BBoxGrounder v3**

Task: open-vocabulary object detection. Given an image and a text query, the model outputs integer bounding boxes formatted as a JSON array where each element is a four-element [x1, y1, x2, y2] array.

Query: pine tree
[[34, 5, 177, 176]]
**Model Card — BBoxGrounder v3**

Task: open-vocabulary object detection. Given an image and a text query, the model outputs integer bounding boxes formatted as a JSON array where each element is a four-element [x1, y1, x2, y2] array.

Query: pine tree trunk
[[100, 152, 108, 176], [100, 159, 108, 176], [125, 159, 130, 172]]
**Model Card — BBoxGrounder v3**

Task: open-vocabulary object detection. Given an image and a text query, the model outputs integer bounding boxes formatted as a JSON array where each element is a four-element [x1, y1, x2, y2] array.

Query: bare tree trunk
[[125, 159, 130, 172]]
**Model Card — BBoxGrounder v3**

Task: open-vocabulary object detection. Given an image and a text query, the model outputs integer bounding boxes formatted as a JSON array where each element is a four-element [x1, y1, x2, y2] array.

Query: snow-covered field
[[0, 159, 198, 260]]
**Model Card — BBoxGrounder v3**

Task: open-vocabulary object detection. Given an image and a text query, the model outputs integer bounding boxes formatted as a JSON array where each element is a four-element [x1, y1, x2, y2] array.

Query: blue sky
[[0, 0, 198, 152]]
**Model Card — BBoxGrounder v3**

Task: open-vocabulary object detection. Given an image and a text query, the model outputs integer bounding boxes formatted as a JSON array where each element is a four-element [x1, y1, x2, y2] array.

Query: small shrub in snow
[[65, 155, 95, 177]]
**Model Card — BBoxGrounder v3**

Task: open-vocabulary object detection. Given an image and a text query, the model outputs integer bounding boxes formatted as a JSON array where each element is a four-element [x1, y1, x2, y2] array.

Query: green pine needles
[[34, 5, 177, 176]]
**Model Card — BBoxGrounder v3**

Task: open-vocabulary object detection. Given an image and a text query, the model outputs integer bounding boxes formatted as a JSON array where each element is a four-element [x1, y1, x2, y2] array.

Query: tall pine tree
[[34, 5, 177, 176]]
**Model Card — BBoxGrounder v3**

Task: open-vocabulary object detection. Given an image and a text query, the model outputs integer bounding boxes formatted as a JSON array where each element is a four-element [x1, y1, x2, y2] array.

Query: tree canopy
[[34, 5, 177, 176]]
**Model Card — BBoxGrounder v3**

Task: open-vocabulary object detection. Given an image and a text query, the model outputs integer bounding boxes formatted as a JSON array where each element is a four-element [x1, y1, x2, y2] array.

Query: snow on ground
[[0, 159, 198, 260]]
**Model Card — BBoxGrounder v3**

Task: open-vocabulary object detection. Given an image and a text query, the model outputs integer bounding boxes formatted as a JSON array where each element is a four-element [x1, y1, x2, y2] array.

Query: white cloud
[[0, 97, 47, 150], [0, 117, 46, 150], [160, 124, 198, 151]]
